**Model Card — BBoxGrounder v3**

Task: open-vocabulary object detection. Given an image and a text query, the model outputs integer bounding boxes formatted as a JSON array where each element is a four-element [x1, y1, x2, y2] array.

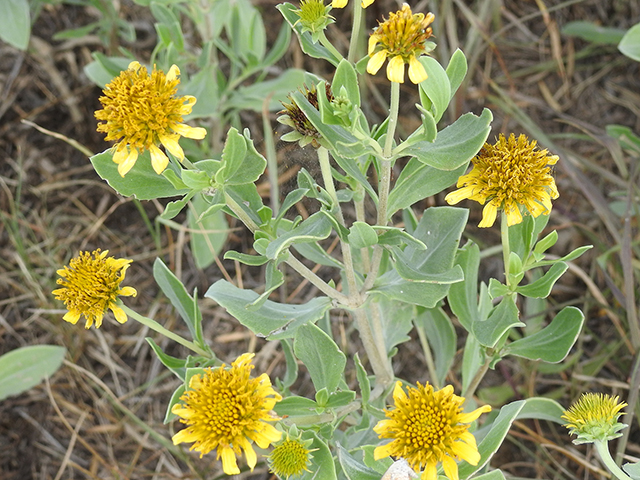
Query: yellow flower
[[332, 0, 373, 10], [374, 381, 491, 480], [563, 393, 627, 445], [95, 61, 207, 177], [268, 428, 315, 479], [52, 249, 137, 329], [445, 133, 559, 228], [367, 5, 435, 84], [172, 353, 282, 474]]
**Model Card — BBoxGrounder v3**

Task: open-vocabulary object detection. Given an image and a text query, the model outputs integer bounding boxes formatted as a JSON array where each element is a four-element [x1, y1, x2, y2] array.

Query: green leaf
[[470, 471, 506, 480], [353, 353, 371, 405], [276, 188, 309, 224], [163, 384, 185, 424], [227, 68, 310, 112], [90, 150, 189, 200], [332, 153, 378, 202], [205, 279, 332, 339], [562, 20, 626, 45], [277, 3, 341, 66], [278, 339, 299, 390], [415, 307, 456, 387], [261, 20, 292, 68], [461, 333, 484, 395], [0, 0, 30, 50], [391, 207, 467, 283], [188, 195, 229, 269], [418, 56, 451, 122], [473, 296, 524, 348], [293, 323, 346, 394], [146, 338, 187, 380], [458, 401, 524, 480], [274, 395, 317, 417], [217, 128, 267, 185], [376, 227, 427, 250], [0, 345, 66, 401], [348, 222, 378, 249], [512, 397, 565, 423], [448, 242, 481, 332], [247, 261, 285, 310], [446, 49, 468, 97], [400, 109, 492, 170], [504, 306, 584, 363], [223, 250, 269, 266], [266, 212, 333, 260], [150, 2, 184, 50], [181, 64, 221, 119], [623, 462, 640, 480], [387, 160, 466, 214], [305, 432, 337, 480], [333, 59, 361, 107], [84, 54, 131, 87], [337, 444, 381, 480], [516, 262, 568, 298], [153, 258, 202, 344]]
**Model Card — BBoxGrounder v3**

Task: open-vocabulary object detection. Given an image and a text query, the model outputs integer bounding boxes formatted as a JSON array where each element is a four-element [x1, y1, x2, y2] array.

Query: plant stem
[[347, 0, 364, 63], [595, 440, 633, 480], [317, 147, 360, 300], [462, 354, 492, 399], [361, 82, 400, 293], [121, 305, 212, 358], [319, 31, 344, 64], [415, 320, 440, 389], [354, 183, 371, 271], [501, 214, 512, 287], [353, 307, 394, 388], [616, 352, 640, 464], [224, 190, 260, 232], [286, 254, 350, 304]]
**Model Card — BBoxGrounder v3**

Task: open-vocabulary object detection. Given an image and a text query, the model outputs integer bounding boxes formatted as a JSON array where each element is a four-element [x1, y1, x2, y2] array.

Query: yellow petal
[[332, 0, 347, 8], [220, 446, 241, 475], [234, 352, 255, 367], [458, 404, 491, 423], [408, 55, 428, 84], [478, 200, 499, 228], [374, 443, 395, 460], [367, 50, 387, 76], [361, 0, 374, 7], [159, 134, 184, 161], [110, 304, 128, 324], [172, 123, 207, 140], [421, 461, 437, 480], [62, 310, 81, 325], [252, 423, 282, 448], [149, 144, 170, 173], [392, 380, 407, 403], [452, 439, 481, 465], [178, 95, 197, 115], [241, 440, 258, 471], [119, 286, 137, 297], [504, 201, 523, 226], [441, 455, 459, 480], [166, 64, 180, 82], [172, 428, 200, 445], [117, 148, 139, 177], [445, 186, 476, 205], [368, 34, 380, 55], [386, 55, 405, 83], [112, 143, 129, 165], [127, 61, 141, 71]]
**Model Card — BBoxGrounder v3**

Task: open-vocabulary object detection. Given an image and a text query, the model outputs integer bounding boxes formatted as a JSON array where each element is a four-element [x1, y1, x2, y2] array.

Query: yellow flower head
[[268, 427, 315, 479], [445, 133, 559, 228], [52, 249, 137, 329], [172, 353, 282, 474], [374, 381, 491, 480], [278, 83, 334, 148], [95, 61, 207, 177], [563, 393, 627, 445], [367, 5, 435, 84], [295, 0, 335, 35]]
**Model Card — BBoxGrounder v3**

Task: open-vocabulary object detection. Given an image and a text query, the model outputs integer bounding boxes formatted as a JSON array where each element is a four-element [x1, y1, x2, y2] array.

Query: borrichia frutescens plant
[[51, 0, 612, 478]]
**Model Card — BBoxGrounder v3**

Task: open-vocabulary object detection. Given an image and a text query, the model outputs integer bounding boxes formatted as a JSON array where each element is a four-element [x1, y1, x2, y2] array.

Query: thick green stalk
[[122, 305, 212, 358], [347, 0, 364, 63], [317, 147, 360, 301], [319, 31, 344, 63], [362, 81, 400, 292], [595, 440, 633, 480]]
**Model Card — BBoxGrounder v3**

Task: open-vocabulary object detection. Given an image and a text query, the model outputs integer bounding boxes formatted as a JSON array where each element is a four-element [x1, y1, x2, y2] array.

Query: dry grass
[[1, 0, 639, 478]]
